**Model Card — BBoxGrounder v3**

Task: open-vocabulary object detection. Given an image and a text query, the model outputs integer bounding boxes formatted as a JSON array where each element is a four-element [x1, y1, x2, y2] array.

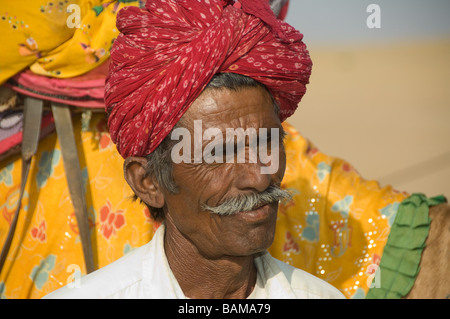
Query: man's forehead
[[182, 86, 276, 128]]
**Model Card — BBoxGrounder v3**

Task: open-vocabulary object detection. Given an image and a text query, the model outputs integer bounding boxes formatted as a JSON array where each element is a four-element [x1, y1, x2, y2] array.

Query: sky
[[285, 0, 450, 45]]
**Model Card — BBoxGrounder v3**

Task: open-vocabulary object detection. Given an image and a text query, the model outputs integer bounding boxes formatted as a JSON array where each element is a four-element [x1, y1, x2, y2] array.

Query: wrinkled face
[[163, 86, 286, 259]]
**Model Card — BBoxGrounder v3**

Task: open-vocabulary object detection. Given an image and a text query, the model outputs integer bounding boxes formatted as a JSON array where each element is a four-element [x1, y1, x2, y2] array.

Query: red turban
[[105, 0, 312, 158]]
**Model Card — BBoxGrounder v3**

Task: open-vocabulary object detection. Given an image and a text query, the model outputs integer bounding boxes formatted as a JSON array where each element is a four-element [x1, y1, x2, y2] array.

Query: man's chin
[[226, 212, 278, 256]]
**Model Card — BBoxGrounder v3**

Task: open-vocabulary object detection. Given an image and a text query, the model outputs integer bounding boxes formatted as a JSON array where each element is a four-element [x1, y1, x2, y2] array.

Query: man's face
[[163, 86, 286, 259]]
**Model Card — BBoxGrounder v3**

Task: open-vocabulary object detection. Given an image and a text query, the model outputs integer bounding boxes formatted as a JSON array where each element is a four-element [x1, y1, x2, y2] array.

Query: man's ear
[[123, 157, 165, 208]]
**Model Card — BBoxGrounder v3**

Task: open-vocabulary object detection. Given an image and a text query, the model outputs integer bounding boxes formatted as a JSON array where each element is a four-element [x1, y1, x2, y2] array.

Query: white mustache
[[202, 185, 292, 216]]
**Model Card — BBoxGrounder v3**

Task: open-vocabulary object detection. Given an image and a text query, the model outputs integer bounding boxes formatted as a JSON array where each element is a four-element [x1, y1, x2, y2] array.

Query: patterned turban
[[105, 0, 312, 158]]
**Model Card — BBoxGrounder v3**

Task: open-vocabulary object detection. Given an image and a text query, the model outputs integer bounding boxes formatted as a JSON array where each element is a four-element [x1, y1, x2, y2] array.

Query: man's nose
[[232, 162, 272, 193]]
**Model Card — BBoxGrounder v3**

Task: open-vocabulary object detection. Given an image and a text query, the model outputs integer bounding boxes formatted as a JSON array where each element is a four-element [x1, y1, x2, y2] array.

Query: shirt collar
[[141, 223, 297, 299]]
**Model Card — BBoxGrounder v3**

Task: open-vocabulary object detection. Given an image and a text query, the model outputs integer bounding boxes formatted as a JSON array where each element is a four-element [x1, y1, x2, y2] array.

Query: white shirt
[[44, 225, 345, 299]]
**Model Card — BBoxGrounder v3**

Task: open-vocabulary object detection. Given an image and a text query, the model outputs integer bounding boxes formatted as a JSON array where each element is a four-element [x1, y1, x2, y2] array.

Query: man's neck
[[163, 221, 257, 299]]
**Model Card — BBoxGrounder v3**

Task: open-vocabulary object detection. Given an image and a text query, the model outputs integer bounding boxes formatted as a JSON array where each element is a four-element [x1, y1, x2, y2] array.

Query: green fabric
[[366, 193, 447, 299]]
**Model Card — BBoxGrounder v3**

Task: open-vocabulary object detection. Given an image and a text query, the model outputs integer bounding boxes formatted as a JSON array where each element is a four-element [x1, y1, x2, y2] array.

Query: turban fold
[[105, 0, 312, 158]]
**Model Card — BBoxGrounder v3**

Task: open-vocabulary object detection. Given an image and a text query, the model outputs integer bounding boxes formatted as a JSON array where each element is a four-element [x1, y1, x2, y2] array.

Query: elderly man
[[44, 0, 344, 299]]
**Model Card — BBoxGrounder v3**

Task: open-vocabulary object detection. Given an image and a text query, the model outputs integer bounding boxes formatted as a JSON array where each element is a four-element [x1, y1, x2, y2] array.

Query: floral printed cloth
[[0, 0, 141, 85], [0, 114, 409, 298]]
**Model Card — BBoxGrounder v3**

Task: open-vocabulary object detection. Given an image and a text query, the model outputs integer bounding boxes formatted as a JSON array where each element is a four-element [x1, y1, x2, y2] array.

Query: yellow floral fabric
[[0, 0, 140, 85], [0, 113, 408, 299], [271, 123, 409, 299]]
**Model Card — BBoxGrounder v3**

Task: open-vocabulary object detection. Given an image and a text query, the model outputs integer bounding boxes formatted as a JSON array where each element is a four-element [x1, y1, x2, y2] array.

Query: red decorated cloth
[[105, 0, 312, 158]]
